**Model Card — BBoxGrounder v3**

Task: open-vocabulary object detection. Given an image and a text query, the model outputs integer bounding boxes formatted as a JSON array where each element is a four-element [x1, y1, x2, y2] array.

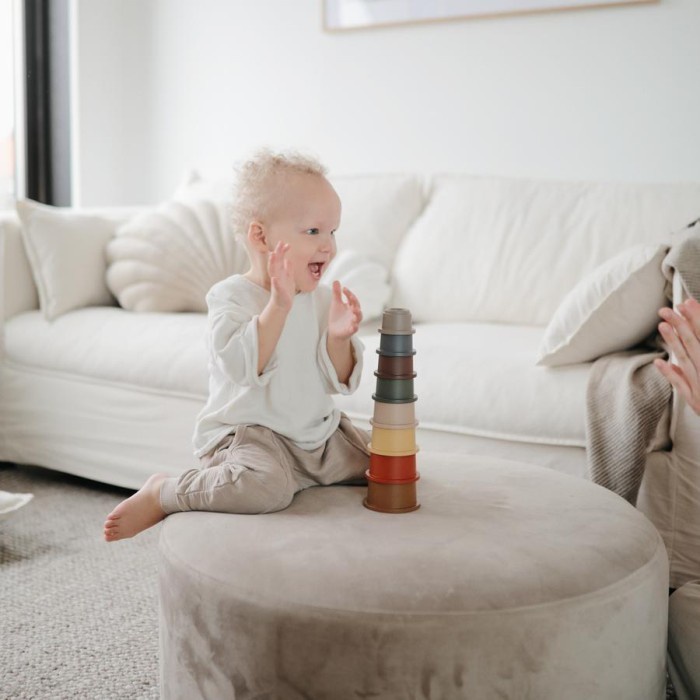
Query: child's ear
[[247, 221, 268, 252]]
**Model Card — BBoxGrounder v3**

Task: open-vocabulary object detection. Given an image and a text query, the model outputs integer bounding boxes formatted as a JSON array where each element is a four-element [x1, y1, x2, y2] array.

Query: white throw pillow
[[16, 199, 135, 321], [321, 250, 390, 321], [537, 243, 669, 367], [106, 197, 249, 312]]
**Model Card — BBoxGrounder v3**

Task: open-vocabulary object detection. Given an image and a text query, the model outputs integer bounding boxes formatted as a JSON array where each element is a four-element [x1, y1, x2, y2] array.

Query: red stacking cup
[[368, 451, 418, 482]]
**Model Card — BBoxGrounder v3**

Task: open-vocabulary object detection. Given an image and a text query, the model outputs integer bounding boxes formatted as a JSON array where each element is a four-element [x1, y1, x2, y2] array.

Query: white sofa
[[1, 173, 699, 588]]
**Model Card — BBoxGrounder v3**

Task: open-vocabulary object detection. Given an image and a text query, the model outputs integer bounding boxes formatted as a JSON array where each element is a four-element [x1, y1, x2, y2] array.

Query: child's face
[[262, 173, 341, 294]]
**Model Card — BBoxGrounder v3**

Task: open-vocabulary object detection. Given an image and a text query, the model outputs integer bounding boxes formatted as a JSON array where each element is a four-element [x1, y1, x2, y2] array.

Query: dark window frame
[[24, 0, 71, 205]]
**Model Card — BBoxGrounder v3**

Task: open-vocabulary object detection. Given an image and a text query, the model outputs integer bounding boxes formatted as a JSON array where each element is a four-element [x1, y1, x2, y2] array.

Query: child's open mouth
[[308, 262, 324, 280]]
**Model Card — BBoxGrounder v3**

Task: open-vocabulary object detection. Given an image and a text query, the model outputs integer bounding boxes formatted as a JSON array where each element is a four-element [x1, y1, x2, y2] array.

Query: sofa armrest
[[0, 210, 39, 322]]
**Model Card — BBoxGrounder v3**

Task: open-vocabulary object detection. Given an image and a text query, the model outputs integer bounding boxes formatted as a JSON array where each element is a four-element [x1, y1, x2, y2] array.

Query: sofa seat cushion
[[6, 312, 589, 446], [347, 322, 591, 447], [4, 308, 208, 398]]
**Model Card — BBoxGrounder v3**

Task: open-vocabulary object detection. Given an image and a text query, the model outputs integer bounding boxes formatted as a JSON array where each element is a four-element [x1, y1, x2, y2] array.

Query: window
[[0, 0, 16, 209]]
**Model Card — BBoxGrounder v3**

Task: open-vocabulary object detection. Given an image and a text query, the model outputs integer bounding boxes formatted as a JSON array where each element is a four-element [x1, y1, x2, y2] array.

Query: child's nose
[[318, 233, 334, 252]]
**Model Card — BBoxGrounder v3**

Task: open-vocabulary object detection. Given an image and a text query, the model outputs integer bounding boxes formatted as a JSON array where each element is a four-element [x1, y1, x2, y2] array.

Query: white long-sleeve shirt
[[192, 275, 364, 457]]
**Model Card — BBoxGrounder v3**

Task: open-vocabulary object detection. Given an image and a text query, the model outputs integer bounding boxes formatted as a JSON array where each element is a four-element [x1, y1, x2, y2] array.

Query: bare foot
[[103, 473, 168, 542]]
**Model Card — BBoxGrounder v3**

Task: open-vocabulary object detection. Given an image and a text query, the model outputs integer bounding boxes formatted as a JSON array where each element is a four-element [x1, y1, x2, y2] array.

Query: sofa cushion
[[339, 322, 592, 447], [330, 174, 426, 270], [6, 312, 587, 446], [106, 198, 249, 313], [537, 243, 669, 367], [4, 308, 208, 397], [391, 176, 700, 325], [16, 200, 142, 321]]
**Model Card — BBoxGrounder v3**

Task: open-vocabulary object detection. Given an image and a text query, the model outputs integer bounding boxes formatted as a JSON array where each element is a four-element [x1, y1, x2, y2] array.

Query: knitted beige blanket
[[586, 221, 700, 504]]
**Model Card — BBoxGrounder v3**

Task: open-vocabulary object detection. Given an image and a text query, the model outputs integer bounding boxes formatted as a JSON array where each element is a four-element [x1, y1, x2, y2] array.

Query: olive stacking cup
[[373, 373, 415, 402], [368, 451, 418, 482], [372, 399, 416, 425], [376, 352, 414, 377], [369, 422, 418, 454], [364, 476, 420, 513]]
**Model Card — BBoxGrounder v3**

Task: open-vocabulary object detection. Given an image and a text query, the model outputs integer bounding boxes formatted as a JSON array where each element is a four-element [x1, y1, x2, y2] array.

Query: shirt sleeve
[[207, 290, 278, 388], [317, 330, 364, 395]]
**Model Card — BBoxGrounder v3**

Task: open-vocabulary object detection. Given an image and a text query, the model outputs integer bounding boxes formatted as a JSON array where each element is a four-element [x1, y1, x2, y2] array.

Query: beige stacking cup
[[372, 400, 417, 426]]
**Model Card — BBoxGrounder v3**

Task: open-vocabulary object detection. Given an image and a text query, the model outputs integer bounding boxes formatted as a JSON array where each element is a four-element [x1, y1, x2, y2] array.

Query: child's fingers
[[269, 243, 290, 277], [343, 287, 363, 317], [342, 286, 359, 304]]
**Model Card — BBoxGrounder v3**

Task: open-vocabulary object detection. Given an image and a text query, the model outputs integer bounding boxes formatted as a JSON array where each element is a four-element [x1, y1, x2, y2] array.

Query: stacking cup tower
[[363, 308, 420, 513]]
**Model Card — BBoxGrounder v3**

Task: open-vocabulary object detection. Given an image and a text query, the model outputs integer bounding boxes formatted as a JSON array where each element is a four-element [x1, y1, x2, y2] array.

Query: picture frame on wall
[[323, 0, 656, 31]]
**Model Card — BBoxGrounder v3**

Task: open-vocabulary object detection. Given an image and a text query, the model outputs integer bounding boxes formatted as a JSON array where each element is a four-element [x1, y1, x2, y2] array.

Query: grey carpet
[[0, 463, 160, 700]]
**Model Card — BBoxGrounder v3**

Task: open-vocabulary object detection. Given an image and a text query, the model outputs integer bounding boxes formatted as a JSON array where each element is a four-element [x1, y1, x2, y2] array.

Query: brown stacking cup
[[376, 352, 414, 377], [363, 475, 420, 513]]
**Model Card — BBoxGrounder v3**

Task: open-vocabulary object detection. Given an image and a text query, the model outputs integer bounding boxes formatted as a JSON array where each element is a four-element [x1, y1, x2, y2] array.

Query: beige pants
[[160, 414, 370, 515], [668, 581, 700, 700]]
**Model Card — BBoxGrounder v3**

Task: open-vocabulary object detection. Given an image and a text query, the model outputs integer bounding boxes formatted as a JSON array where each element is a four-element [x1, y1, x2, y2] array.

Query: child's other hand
[[328, 281, 362, 341], [655, 298, 700, 416], [268, 241, 295, 311]]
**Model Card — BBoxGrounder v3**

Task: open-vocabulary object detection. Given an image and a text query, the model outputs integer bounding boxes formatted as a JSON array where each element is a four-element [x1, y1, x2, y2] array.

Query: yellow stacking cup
[[368, 421, 419, 455]]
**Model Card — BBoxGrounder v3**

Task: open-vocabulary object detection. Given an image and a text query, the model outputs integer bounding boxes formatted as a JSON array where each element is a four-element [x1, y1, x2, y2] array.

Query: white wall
[[75, 0, 156, 206], [75, 0, 700, 206]]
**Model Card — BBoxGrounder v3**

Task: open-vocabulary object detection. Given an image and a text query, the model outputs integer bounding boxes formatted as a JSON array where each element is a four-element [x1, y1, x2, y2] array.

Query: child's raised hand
[[268, 241, 295, 311], [655, 298, 700, 415], [328, 281, 363, 341]]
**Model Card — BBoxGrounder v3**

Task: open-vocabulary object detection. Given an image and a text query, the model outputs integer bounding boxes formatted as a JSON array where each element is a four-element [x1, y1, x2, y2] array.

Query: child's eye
[[306, 228, 320, 235]]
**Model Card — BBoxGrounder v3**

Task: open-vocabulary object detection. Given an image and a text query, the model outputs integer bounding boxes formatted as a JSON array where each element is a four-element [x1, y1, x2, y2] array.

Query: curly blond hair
[[231, 148, 328, 238]]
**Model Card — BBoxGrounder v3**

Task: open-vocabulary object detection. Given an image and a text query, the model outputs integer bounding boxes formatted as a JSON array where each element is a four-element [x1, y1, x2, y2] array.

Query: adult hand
[[328, 281, 362, 341], [655, 297, 700, 415], [268, 241, 295, 312]]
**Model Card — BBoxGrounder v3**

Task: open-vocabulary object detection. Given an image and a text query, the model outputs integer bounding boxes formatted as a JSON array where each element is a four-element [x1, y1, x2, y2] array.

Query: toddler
[[104, 149, 370, 541]]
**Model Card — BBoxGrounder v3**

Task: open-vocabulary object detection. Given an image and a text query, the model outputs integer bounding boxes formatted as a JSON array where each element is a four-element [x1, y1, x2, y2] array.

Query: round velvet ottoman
[[158, 454, 669, 700]]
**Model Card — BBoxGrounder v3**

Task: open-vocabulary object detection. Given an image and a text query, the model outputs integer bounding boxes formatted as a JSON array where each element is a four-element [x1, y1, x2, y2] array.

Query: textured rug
[[0, 463, 160, 700]]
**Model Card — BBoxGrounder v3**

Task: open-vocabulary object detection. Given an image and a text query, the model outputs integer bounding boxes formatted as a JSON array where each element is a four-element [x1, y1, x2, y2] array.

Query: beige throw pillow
[[16, 199, 135, 321], [537, 243, 669, 367], [106, 197, 249, 312]]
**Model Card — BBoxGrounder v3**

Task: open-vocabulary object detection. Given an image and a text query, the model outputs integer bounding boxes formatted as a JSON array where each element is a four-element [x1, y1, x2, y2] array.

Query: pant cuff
[[160, 476, 182, 515]]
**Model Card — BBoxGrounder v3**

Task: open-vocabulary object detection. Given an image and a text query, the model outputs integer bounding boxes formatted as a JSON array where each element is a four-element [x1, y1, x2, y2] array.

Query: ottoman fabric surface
[[159, 453, 668, 700]]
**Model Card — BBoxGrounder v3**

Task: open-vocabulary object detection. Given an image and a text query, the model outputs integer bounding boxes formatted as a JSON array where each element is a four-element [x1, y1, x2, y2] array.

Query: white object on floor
[[0, 490, 34, 522]]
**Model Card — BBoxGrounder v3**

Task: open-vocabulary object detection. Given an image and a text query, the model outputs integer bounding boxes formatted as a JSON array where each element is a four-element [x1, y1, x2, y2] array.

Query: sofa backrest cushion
[[16, 200, 144, 321], [106, 197, 250, 313], [330, 174, 426, 270], [390, 175, 700, 325]]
